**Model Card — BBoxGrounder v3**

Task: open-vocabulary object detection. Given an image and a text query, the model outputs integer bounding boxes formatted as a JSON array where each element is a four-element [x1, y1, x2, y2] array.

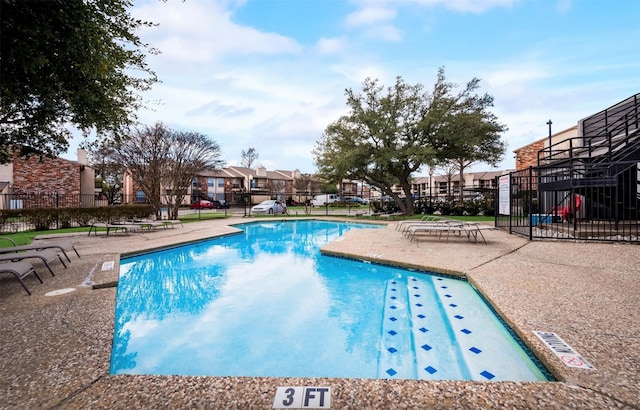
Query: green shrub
[[479, 197, 496, 216], [371, 200, 399, 214], [439, 201, 453, 215], [0, 204, 154, 231], [462, 199, 481, 216], [57, 210, 74, 229], [22, 208, 56, 231]]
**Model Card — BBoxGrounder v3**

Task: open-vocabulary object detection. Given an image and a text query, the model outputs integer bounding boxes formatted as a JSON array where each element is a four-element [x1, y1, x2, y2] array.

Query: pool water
[[111, 220, 550, 381]]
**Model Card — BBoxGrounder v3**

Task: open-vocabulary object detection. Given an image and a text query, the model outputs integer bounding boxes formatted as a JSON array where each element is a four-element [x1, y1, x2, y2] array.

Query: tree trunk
[[400, 182, 414, 215]]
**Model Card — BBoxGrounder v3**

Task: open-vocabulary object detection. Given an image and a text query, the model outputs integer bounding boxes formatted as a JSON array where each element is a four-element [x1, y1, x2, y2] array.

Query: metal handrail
[[538, 93, 640, 166]]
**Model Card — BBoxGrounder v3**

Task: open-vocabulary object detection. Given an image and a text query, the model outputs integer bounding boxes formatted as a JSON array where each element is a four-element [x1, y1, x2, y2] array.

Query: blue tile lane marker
[[480, 371, 495, 380]]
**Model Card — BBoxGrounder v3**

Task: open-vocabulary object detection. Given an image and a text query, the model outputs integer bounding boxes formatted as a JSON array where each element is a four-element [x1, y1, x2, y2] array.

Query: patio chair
[[458, 223, 495, 244], [378, 212, 404, 220], [0, 237, 80, 262], [0, 249, 66, 276], [128, 219, 166, 230], [405, 220, 465, 242], [161, 220, 183, 229], [395, 216, 449, 233], [406, 221, 494, 244], [0, 261, 43, 295], [88, 222, 133, 236]]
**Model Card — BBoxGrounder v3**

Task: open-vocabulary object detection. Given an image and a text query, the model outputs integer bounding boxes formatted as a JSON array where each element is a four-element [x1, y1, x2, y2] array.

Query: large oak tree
[[313, 69, 507, 215], [0, 0, 158, 163]]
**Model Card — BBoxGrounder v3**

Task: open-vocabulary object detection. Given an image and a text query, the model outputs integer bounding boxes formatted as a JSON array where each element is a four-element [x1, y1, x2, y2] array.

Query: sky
[[64, 0, 640, 175]]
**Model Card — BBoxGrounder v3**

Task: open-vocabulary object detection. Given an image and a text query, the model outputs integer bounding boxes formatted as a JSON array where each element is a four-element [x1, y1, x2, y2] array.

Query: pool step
[[377, 275, 467, 380], [431, 277, 545, 381], [407, 275, 468, 380], [377, 277, 416, 379], [377, 274, 546, 381]]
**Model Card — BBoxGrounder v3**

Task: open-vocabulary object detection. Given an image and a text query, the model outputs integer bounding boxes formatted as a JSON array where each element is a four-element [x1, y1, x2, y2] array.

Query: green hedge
[[367, 198, 495, 216], [0, 205, 154, 231]]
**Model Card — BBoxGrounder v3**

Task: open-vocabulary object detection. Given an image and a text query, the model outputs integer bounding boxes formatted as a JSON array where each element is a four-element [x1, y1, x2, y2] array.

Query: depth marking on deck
[[273, 387, 331, 409], [101, 261, 115, 271], [534, 331, 595, 370]]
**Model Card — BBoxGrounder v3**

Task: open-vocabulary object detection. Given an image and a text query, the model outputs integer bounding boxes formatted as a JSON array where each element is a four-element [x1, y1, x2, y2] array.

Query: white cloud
[[362, 24, 403, 42], [316, 37, 345, 54], [427, 0, 519, 13], [350, 0, 519, 14], [134, 1, 301, 65], [60, 0, 638, 176], [345, 6, 397, 27]]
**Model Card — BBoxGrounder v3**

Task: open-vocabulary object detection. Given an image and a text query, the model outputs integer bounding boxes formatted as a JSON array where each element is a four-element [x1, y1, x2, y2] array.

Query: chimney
[[77, 148, 88, 165]]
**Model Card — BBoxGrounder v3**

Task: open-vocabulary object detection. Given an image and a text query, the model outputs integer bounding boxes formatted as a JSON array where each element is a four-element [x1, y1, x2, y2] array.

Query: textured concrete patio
[[0, 217, 638, 409]]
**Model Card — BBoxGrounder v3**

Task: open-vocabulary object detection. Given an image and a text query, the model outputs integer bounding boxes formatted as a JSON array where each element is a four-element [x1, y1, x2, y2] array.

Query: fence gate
[[496, 163, 640, 242]]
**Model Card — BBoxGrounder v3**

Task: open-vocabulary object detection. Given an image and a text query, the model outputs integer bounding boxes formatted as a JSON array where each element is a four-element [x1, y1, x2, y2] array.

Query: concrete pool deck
[[0, 217, 638, 409]]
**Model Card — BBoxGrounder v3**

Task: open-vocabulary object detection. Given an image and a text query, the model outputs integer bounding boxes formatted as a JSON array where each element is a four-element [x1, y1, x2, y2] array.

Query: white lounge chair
[[378, 212, 404, 220], [406, 221, 493, 244], [396, 216, 450, 233], [88, 222, 133, 236], [405, 220, 464, 242], [161, 220, 183, 229]]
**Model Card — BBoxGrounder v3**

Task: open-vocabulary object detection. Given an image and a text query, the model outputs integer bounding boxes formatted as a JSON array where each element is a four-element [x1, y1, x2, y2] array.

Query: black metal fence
[[1, 190, 497, 233], [0, 192, 374, 233], [496, 162, 640, 242]]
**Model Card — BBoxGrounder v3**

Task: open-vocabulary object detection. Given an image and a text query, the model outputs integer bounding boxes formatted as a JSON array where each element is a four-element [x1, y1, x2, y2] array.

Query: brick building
[[0, 149, 96, 209], [514, 125, 578, 171]]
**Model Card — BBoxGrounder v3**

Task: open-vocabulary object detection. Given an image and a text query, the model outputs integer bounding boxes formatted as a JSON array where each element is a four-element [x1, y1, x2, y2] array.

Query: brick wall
[[12, 156, 81, 195], [514, 139, 545, 171]]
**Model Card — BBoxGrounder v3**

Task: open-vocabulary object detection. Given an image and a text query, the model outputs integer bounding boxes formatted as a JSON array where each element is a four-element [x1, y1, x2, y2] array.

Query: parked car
[[345, 196, 369, 205], [251, 200, 287, 214], [190, 199, 214, 209], [212, 200, 230, 209]]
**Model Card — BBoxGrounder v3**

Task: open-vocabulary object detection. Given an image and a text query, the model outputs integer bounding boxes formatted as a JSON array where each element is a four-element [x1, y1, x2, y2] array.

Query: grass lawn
[[0, 213, 231, 246], [0, 213, 495, 246]]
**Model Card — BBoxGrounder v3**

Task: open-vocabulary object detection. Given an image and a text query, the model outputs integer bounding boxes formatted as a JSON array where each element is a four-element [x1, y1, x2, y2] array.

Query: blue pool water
[[111, 220, 550, 381]]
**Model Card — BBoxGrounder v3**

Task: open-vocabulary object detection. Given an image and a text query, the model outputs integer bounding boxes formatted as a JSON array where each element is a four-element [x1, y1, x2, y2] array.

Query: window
[[135, 190, 146, 202], [217, 178, 224, 188], [192, 177, 198, 188], [207, 178, 214, 188]]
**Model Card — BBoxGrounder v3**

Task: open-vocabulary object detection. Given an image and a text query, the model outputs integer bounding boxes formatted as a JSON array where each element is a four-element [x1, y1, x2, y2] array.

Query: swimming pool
[[111, 220, 550, 381]]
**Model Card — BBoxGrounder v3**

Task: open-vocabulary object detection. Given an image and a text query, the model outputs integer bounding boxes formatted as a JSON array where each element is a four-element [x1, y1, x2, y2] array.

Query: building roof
[[225, 166, 294, 181], [513, 125, 578, 154], [412, 169, 512, 183]]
